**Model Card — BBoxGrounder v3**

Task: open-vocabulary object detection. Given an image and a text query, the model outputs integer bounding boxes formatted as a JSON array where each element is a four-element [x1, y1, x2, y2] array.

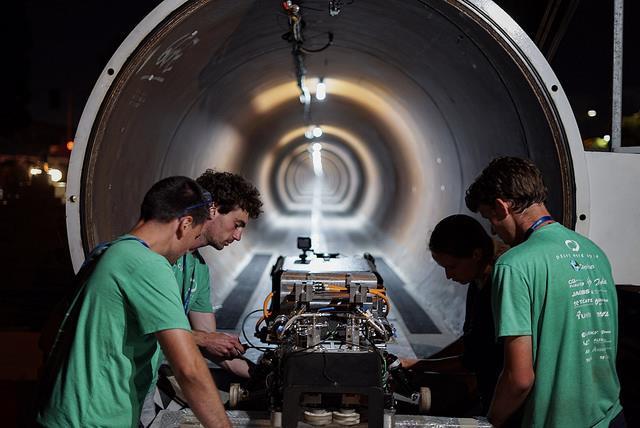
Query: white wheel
[[229, 383, 242, 409], [418, 386, 431, 414]]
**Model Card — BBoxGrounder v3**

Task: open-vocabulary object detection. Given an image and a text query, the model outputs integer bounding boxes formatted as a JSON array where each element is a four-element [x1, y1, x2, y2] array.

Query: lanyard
[[182, 253, 197, 314], [82, 236, 149, 268], [524, 215, 553, 240], [50, 236, 150, 362]]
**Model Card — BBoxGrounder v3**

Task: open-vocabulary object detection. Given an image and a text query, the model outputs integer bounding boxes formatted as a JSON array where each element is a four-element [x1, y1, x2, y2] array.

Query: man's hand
[[400, 356, 465, 373], [400, 358, 420, 369], [188, 312, 244, 359], [192, 330, 246, 359], [156, 329, 231, 428]]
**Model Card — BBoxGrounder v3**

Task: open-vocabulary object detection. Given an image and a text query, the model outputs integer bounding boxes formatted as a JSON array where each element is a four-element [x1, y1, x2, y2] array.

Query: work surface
[[150, 410, 492, 427]]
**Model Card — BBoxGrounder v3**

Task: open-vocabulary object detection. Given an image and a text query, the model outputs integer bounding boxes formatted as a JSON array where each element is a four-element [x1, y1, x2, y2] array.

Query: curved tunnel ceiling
[[66, 0, 588, 349]]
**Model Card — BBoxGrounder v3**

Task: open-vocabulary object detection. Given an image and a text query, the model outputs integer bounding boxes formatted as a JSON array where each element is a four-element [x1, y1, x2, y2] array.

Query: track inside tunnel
[[373, 258, 440, 335], [213, 225, 451, 358], [215, 254, 273, 330]]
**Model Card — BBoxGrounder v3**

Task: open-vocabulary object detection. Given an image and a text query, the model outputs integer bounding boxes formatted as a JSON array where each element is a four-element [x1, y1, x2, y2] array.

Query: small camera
[[297, 236, 312, 252], [296, 237, 312, 264]]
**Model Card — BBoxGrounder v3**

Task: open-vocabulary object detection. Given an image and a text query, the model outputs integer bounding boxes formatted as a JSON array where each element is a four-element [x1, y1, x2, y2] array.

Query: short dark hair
[[140, 176, 211, 224], [429, 214, 494, 264], [465, 156, 548, 213], [196, 170, 262, 219]]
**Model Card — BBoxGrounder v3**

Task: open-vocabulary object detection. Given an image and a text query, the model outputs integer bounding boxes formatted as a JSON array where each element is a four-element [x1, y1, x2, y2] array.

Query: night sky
[[0, 1, 159, 152]]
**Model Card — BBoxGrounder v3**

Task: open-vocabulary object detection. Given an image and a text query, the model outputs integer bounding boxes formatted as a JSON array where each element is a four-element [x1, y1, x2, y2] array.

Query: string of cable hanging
[[281, 1, 335, 121]]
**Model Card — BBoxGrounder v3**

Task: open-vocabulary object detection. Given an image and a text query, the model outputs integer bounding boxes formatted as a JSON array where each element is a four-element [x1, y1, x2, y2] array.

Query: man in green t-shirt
[[465, 157, 623, 427], [36, 176, 232, 428], [140, 171, 263, 426]]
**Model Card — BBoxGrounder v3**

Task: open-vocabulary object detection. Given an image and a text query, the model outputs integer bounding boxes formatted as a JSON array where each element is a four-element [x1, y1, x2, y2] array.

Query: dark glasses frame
[[180, 190, 213, 216]]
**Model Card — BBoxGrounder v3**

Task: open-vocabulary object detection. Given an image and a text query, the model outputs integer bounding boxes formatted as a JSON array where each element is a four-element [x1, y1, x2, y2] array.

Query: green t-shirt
[[147, 251, 213, 388], [492, 223, 622, 427], [36, 236, 191, 428], [172, 250, 213, 314]]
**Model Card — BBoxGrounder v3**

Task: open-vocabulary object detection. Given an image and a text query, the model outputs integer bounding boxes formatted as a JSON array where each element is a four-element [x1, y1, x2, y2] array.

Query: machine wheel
[[229, 383, 242, 409], [418, 386, 431, 414]]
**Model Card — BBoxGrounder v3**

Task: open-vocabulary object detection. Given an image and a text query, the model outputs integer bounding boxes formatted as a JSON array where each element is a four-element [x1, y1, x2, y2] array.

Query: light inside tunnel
[[304, 126, 314, 139], [298, 79, 310, 105], [311, 142, 323, 177], [67, 0, 587, 356], [315, 79, 327, 101]]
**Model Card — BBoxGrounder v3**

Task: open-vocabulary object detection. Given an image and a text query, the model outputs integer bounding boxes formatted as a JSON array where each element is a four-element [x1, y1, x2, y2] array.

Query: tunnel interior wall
[[68, 0, 586, 338]]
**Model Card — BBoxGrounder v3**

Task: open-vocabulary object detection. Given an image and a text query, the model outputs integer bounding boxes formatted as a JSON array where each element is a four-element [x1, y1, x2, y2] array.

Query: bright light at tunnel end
[[311, 142, 323, 176]]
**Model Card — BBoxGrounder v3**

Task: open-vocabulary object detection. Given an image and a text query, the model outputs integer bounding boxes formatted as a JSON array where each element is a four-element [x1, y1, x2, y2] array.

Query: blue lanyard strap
[[182, 253, 197, 314], [50, 235, 150, 362], [525, 215, 554, 240], [82, 236, 149, 268]]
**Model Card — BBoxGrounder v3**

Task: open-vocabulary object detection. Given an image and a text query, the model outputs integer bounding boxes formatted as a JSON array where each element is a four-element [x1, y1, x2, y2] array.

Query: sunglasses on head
[[180, 190, 213, 216]]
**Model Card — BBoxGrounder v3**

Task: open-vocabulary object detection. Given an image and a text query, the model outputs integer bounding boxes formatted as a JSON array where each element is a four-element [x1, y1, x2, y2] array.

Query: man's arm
[[487, 335, 534, 427], [189, 311, 245, 359], [401, 337, 465, 372], [156, 329, 231, 428]]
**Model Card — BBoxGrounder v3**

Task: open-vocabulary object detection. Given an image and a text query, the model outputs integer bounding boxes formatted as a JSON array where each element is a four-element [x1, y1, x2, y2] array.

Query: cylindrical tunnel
[[66, 0, 589, 350]]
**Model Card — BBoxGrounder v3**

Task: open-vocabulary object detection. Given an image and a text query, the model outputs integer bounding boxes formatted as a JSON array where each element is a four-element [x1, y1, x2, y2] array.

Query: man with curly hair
[[182, 170, 263, 375]]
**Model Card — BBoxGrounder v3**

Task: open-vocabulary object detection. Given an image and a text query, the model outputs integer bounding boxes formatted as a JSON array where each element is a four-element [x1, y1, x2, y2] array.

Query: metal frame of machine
[[232, 238, 427, 427]]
